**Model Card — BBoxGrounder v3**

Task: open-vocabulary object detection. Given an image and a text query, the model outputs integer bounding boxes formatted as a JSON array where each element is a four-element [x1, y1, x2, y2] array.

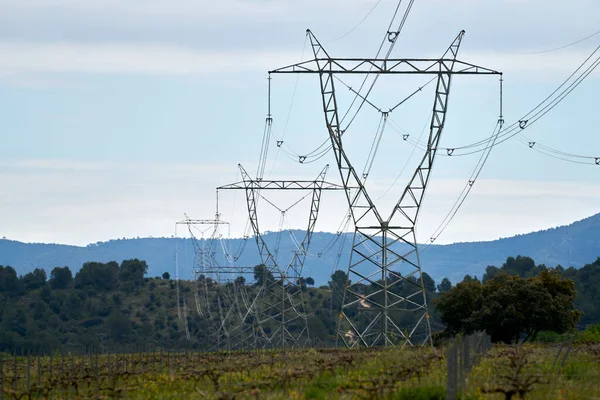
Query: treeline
[[0, 260, 438, 353], [0, 260, 176, 354], [0, 255, 599, 353], [433, 256, 600, 344], [445, 255, 600, 327]]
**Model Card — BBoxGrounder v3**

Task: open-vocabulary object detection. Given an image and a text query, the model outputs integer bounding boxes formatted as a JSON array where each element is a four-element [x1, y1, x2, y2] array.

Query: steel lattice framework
[[270, 30, 502, 348], [218, 164, 344, 348], [175, 216, 259, 351]]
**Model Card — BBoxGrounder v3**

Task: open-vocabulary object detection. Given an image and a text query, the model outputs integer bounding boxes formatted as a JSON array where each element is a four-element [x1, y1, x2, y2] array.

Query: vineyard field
[[0, 344, 599, 399]]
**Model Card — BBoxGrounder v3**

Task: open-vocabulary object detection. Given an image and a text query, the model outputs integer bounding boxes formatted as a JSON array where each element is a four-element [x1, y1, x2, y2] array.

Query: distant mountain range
[[1, 212, 599, 286]]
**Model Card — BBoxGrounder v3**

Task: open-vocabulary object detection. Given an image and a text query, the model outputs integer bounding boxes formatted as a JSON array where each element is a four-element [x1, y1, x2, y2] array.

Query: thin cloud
[[0, 0, 286, 18], [461, 49, 600, 76], [1, 158, 237, 175], [0, 41, 300, 77], [427, 178, 600, 199], [1, 40, 598, 81], [1, 160, 599, 245]]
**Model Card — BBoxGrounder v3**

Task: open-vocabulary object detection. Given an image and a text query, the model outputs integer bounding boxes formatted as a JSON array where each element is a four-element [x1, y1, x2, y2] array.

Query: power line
[[516, 28, 600, 55], [395, 46, 600, 164], [416, 50, 600, 251], [340, 0, 417, 132], [427, 120, 503, 245], [325, 0, 385, 43], [281, 75, 434, 165], [433, 45, 600, 153], [515, 136, 598, 165], [267, 36, 308, 178], [377, 112, 431, 200]]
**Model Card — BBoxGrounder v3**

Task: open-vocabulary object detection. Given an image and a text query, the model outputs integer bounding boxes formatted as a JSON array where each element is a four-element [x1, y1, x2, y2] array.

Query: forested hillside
[[1, 255, 599, 353]]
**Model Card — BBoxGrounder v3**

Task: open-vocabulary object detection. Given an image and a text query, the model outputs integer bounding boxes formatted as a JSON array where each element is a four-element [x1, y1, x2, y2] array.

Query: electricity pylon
[[218, 164, 344, 348], [175, 216, 258, 350], [270, 30, 502, 348]]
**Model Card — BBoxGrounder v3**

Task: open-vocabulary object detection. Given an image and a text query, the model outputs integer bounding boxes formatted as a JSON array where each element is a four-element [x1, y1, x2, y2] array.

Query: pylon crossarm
[[218, 181, 343, 190], [269, 58, 499, 75], [202, 266, 255, 275], [177, 219, 229, 225]]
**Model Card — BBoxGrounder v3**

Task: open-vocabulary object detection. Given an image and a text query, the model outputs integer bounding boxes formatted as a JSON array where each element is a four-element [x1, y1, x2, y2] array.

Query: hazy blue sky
[[1, 0, 599, 246]]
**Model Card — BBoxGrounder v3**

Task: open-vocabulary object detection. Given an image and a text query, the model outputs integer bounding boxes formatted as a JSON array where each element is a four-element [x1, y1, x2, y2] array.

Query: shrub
[[577, 323, 600, 343]]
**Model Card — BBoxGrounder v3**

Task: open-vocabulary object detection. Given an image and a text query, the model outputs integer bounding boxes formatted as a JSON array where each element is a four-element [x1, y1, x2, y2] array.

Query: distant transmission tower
[[175, 215, 258, 350], [218, 164, 344, 348], [270, 30, 502, 347]]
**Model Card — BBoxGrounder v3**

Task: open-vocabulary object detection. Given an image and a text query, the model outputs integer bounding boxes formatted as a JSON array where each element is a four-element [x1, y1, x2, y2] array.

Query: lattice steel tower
[[218, 164, 344, 348], [270, 30, 501, 347], [175, 216, 259, 350]]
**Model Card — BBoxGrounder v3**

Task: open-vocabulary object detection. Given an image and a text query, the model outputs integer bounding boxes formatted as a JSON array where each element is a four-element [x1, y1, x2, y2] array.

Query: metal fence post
[[13, 352, 17, 395], [446, 339, 457, 400], [26, 353, 30, 393]]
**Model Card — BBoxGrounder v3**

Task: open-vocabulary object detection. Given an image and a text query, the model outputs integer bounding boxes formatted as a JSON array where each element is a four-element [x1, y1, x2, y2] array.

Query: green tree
[[476, 274, 541, 343], [0, 265, 22, 295], [65, 292, 85, 319], [106, 311, 133, 342], [234, 276, 246, 287], [253, 264, 274, 286], [2, 308, 28, 337], [562, 257, 600, 326], [75, 262, 119, 291], [435, 280, 483, 336], [296, 277, 307, 290], [329, 270, 348, 292], [119, 259, 148, 286], [502, 256, 540, 278], [328, 270, 349, 310], [437, 277, 452, 293], [482, 265, 501, 283], [50, 267, 72, 290], [162, 272, 170, 280], [436, 270, 579, 343], [22, 268, 47, 290], [421, 272, 436, 293]]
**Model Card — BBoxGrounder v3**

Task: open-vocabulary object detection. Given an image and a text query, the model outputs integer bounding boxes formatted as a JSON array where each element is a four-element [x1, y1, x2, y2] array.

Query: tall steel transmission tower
[[270, 30, 502, 347], [218, 164, 344, 348]]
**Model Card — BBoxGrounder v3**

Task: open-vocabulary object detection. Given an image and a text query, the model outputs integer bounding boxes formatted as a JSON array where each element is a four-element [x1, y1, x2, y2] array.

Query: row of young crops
[[0, 344, 599, 399]]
